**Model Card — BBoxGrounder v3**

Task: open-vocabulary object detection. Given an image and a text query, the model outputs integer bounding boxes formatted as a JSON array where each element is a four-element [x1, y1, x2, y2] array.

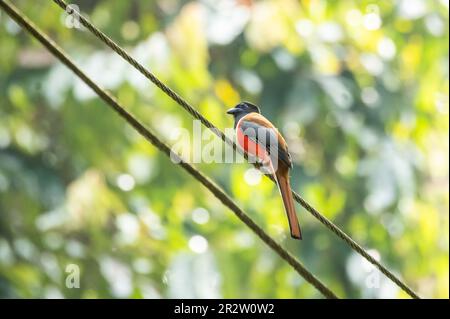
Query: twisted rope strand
[[48, 0, 419, 299], [0, 0, 338, 299]]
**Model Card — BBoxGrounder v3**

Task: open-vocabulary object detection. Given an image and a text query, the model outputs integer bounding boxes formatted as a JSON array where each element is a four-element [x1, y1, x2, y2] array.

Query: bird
[[227, 101, 302, 240]]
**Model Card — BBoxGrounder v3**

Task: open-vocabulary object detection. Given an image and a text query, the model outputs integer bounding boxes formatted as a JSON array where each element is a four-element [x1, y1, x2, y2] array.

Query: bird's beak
[[227, 107, 239, 115]]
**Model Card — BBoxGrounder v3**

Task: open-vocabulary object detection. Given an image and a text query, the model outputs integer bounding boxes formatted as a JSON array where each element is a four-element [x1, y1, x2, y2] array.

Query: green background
[[0, 0, 448, 298]]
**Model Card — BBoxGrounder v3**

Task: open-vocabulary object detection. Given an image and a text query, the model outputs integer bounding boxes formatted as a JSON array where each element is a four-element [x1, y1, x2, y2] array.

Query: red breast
[[236, 115, 271, 163]]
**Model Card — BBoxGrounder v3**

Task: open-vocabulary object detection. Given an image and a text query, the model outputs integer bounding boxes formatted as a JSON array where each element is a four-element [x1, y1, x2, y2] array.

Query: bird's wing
[[239, 113, 292, 168]]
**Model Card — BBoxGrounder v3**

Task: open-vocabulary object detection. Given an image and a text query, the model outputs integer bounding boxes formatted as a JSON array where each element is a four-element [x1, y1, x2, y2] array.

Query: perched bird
[[227, 102, 302, 239]]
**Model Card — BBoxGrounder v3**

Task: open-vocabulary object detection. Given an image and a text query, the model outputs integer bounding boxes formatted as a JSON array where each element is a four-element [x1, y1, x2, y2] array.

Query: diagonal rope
[[0, 0, 338, 299], [49, 0, 420, 299]]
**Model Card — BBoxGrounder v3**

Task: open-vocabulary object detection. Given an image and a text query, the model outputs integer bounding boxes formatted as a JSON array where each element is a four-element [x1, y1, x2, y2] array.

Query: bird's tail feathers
[[275, 167, 302, 240]]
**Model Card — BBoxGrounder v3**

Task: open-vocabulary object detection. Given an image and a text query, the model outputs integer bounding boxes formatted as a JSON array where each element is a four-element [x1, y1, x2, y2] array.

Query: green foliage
[[0, 0, 448, 298]]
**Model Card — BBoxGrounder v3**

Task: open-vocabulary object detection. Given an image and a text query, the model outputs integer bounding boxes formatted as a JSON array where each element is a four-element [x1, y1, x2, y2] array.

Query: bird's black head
[[226, 102, 261, 119]]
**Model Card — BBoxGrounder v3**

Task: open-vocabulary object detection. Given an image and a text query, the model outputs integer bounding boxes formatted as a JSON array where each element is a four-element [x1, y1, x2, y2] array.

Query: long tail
[[275, 167, 302, 240]]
